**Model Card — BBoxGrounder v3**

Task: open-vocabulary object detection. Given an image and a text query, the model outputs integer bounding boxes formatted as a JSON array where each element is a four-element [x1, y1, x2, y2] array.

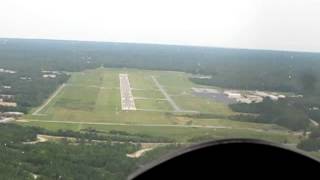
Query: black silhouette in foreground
[[130, 139, 320, 179]]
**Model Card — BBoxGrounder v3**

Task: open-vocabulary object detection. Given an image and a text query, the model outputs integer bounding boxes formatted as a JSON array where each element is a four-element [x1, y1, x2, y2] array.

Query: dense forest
[[0, 124, 179, 180], [230, 98, 310, 131], [0, 70, 68, 113], [1, 38, 320, 93]]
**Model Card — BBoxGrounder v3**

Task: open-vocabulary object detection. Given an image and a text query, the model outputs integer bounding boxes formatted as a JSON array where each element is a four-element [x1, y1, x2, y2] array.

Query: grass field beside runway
[[132, 90, 164, 99], [18, 120, 299, 144]]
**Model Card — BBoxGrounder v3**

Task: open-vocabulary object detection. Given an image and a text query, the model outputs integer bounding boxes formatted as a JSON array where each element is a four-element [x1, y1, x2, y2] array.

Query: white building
[[0, 68, 16, 74], [2, 86, 11, 89], [2, 112, 24, 116], [43, 74, 57, 78]]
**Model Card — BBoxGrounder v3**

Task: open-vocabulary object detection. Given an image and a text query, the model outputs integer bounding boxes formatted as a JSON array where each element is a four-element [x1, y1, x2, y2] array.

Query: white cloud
[[0, 0, 319, 52]]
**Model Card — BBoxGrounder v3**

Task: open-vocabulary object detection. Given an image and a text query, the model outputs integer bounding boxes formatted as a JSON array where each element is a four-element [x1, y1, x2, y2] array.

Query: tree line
[[0, 124, 179, 179], [1, 38, 320, 94]]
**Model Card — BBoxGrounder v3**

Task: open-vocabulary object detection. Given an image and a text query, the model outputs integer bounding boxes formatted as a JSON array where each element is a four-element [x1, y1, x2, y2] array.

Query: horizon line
[[1, 36, 320, 54]]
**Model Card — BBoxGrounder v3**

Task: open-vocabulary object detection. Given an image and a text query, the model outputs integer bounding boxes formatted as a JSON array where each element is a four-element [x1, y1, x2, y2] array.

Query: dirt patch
[[16, 119, 29, 122], [23, 135, 48, 144], [126, 148, 154, 158], [174, 117, 190, 125]]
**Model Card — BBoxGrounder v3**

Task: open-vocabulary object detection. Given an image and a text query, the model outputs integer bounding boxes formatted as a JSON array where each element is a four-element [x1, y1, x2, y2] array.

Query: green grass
[[18, 121, 299, 144], [172, 95, 236, 116], [54, 86, 99, 111], [68, 68, 104, 86], [165, 87, 191, 96], [132, 90, 164, 99], [157, 71, 194, 88], [307, 152, 320, 160], [129, 71, 158, 90], [135, 99, 173, 111]]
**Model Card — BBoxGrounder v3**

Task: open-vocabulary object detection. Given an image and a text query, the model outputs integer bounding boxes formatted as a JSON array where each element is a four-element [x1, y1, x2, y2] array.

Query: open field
[[18, 120, 299, 144], [132, 90, 164, 99], [21, 68, 300, 144]]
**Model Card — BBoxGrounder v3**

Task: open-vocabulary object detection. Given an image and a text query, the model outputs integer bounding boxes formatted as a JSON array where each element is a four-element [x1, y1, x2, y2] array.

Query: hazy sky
[[0, 0, 319, 52]]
